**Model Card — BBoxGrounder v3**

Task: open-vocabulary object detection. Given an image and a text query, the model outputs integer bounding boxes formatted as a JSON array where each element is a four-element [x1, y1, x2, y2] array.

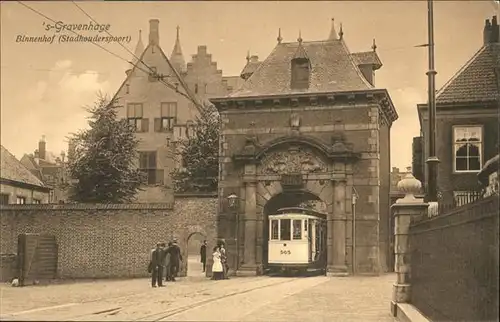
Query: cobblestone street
[[0, 273, 396, 321]]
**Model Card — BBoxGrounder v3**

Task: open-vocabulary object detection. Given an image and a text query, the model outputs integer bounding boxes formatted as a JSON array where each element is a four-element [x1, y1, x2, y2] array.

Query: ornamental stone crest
[[259, 147, 327, 175]]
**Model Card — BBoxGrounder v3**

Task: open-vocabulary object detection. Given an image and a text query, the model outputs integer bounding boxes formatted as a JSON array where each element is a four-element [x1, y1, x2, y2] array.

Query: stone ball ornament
[[396, 167, 422, 201]]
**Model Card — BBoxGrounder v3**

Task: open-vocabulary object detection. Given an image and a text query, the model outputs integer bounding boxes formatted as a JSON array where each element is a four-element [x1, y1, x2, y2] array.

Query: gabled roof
[[227, 39, 373, 98], [1, 145, 47, 188], [436, 43, 500, 104], [112, 42, 202, 113]]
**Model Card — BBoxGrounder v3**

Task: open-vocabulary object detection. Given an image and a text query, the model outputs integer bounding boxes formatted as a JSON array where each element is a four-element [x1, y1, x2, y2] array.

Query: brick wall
[[0, 195, 217, 279], [409, 196, 499, 321]]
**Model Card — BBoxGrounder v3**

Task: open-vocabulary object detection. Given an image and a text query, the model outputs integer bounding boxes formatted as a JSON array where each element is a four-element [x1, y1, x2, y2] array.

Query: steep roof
[[227, 39, 373, 98], [112, 42, 202, 113], [1, 145, 47, 188], [436, 43, 500, 104]]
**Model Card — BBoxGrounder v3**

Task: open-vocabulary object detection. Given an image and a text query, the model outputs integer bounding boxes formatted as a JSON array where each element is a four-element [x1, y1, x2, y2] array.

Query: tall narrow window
[[292, 220, 302, 240], [160, 102, 177, 132], [194, 84, 198, 94], [453, 126, 482, 172], [127, 103, 144, 132], [280, 219, 291, 241], [139, 151, 163, 185], [0, 194, 9, 205], [271, 220, 279, 240], [16, 196, 26, 204]]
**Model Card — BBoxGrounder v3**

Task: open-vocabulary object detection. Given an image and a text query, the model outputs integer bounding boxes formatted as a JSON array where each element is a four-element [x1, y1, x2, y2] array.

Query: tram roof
[[273, 207, 327, 218]]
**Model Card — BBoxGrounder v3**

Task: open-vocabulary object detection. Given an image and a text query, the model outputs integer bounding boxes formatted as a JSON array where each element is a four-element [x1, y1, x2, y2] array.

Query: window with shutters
[[138, 151, 163, 185], [156, 102, 177, 132], [127, 103, 147, 132], [453, 126, 482, 172]]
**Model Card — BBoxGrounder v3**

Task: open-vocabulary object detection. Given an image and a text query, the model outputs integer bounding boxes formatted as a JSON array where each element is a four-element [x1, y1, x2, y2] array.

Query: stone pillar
[[390, 171, 428, 316], [328, 178, 348, 276], [238, 179, 258, 276]]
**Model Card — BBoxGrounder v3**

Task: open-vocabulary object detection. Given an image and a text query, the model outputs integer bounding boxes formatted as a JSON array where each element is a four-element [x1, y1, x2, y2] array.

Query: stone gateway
[[210, 21, 398, 276]]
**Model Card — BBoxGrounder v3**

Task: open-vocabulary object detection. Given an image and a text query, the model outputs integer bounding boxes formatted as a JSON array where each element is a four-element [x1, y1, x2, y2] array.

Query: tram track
[[132, 277, 302, 322], [58, 277, 284, 321]]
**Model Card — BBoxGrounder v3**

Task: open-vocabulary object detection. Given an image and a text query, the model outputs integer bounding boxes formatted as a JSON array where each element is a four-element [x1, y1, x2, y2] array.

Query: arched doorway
[[262, 190, 328, 272], [186, 232, 206, 277]]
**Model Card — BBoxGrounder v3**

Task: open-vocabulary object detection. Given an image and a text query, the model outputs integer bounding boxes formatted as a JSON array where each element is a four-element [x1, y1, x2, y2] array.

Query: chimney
[[149, 19, 160, 46], [491, 16, 499, 43], [484, 19, 492, 45], [38, 135, 46, 160]]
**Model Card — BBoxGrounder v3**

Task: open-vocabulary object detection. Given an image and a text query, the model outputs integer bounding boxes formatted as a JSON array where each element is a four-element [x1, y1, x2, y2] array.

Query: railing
[[437, 190, 484, 215]]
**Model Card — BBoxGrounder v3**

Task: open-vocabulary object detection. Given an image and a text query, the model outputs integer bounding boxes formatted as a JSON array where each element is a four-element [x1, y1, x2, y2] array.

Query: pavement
[[0, 258, 396, 322]]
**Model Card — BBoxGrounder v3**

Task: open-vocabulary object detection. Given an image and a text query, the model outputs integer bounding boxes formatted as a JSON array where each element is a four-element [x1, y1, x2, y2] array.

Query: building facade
[[414, 15, 500, 206], [1, 145, 51, 204], [210, 19, 398, 276], [112, 19, 243, 203], [20, 136, 70, 203]]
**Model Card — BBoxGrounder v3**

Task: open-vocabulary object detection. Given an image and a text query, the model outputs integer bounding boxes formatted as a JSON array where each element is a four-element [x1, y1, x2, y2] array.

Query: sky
[[0, 1, 497, 170]]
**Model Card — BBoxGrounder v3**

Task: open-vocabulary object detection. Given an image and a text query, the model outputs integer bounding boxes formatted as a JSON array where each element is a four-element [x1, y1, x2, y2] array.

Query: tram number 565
[[280, 250, 291, 255]]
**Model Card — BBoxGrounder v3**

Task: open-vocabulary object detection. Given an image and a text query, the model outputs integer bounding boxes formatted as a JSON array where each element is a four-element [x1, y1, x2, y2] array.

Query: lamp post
[[227, 193, 240, 272], [351, 187, 359, 275], [426, 0, 440, 202]]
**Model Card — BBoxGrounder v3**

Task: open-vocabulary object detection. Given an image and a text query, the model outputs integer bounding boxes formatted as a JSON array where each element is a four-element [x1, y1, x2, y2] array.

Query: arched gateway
[[210, 23, 397, 276]]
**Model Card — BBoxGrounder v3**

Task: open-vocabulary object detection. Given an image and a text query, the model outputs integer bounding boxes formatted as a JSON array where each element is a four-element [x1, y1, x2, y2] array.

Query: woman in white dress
[[212, 246, 224, 280]]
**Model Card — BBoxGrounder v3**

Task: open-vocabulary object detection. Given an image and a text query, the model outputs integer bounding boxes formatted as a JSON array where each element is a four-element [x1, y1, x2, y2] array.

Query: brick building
[[0, 145, 51, 204], [413, 15, 500, 206], [210, 19, 398, 276], [20, 136, 70, 204], [112, 19, 244, 203]]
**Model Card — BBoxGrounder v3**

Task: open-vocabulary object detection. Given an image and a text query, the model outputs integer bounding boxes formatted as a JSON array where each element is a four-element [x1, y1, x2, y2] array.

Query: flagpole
[[426, 0, 440, 203]]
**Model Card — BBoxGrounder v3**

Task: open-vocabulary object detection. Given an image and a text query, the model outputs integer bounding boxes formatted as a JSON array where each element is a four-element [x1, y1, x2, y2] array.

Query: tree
[[171, 103, 219, 193], [67, 94, 144, 203]]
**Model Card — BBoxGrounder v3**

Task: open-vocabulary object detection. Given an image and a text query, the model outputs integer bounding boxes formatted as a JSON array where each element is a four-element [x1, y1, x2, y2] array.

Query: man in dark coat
[[169, 239, 183, 281], [200, 240, 207, 272], [165, 242, 173, 282], [150, 243, 164, 287]]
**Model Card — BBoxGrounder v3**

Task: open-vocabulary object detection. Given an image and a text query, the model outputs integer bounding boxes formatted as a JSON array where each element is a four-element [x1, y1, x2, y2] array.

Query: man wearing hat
[[150, 243, 165, 287], [168, 238, 183, 281]]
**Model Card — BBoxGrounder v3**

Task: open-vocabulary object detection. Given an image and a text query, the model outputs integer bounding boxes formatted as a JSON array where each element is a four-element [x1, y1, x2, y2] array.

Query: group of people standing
[[149, 239, 183, 287], [203, 241, 230, 280]]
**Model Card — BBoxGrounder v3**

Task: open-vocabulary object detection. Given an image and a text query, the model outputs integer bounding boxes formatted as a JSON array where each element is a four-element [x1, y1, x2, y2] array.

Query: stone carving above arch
[[259, 147, 328, 175], [232, 133, 360, 166]]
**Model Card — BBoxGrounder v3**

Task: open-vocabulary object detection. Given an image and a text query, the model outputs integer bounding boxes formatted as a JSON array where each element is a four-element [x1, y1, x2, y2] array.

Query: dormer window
[[291, 58, 310, 90]]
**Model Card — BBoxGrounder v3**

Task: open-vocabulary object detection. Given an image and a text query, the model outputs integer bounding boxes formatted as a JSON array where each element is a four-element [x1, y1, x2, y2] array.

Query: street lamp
[[351, 187, 359, 275], [227, 193, 240, 271]]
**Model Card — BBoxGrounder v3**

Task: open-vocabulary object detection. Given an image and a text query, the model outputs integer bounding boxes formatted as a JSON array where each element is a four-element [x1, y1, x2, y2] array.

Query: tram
[[267, 207, 327, 274]]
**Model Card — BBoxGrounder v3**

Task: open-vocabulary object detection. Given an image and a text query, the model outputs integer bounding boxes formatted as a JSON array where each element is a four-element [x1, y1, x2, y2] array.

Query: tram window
[[271, 220, 279, 240], [280, 219, 291, 241], [292, 220, 302, 240]]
